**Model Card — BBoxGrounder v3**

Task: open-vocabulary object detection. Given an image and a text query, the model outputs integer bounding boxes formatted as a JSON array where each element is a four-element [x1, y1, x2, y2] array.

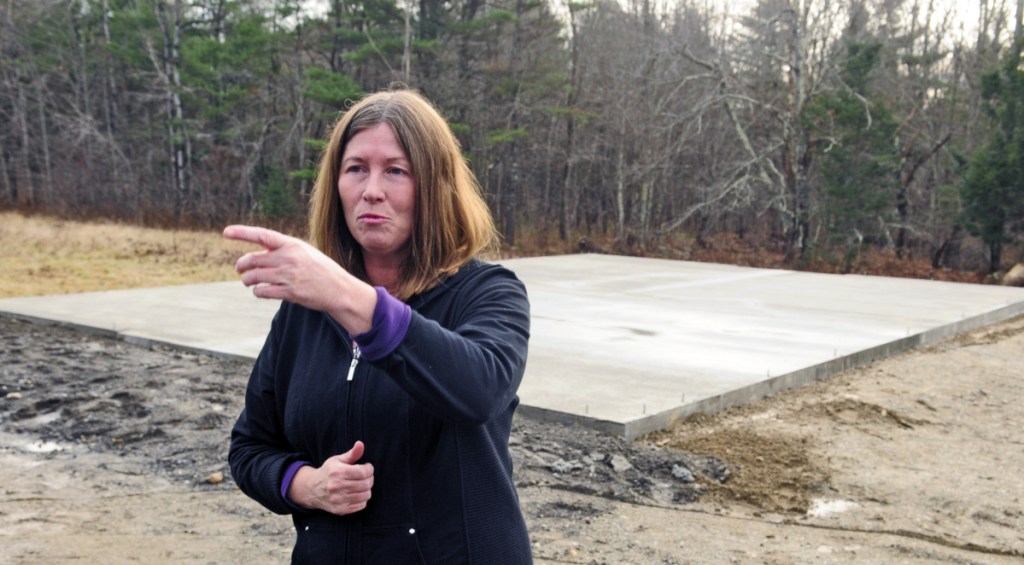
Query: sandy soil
[[1, 313, 1023, 564]]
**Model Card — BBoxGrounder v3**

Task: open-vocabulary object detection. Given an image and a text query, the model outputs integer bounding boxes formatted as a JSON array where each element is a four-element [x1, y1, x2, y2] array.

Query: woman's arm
[[228, 305, 306, 515], [362, 265, 530, 425]]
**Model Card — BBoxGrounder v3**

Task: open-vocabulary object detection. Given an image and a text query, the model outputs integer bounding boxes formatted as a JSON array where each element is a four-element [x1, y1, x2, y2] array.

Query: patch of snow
[[23, 440, 65, 453], [806, 498, 857, 518]]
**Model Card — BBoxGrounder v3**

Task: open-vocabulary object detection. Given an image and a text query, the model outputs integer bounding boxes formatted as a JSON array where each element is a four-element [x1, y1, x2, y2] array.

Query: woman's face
[[338, 123, 417, 267]]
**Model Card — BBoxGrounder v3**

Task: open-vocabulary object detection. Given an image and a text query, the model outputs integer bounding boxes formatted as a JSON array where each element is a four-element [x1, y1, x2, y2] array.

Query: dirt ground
[[1, 313, 1023, 564]]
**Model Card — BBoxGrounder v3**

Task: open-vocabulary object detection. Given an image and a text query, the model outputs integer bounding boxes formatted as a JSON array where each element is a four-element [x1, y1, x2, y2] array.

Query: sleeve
[[374, 265, 531, 425], [352, 286, 412, 361], [227, 303, 309, 515]]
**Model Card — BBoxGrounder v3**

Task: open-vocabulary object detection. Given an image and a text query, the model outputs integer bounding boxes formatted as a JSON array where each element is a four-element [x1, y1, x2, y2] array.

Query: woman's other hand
[[287, 441, 375, 516]]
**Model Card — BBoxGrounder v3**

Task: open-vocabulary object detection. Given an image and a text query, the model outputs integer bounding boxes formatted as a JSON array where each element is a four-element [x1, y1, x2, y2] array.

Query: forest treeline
[[1, 0, 1023, 272]]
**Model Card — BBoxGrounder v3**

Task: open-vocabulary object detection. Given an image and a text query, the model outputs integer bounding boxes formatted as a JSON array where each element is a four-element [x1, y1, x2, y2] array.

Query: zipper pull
[[347, 342, 361, 381]]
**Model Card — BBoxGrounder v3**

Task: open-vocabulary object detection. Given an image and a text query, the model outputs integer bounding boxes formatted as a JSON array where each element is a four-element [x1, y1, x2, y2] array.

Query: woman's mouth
[[359, 213, 388, 224]]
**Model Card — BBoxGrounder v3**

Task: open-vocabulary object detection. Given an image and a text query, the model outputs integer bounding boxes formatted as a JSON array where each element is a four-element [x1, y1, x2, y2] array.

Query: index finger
[[223, 225, 290, 250]]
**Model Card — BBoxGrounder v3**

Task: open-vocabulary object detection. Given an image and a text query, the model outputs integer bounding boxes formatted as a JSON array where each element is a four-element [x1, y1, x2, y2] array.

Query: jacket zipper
[[344, 340, 360, 564], [347, 341, 361, 381]]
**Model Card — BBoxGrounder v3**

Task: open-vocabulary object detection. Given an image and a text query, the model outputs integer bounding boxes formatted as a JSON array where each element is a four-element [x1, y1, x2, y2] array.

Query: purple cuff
[[281, 460, 310, 509], [352, 286, 412, 361]]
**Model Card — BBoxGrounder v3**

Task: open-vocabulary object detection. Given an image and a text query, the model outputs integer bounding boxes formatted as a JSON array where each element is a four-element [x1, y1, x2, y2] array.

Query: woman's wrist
[[326, 276, 378, 336], [285, 463, 315, 510]]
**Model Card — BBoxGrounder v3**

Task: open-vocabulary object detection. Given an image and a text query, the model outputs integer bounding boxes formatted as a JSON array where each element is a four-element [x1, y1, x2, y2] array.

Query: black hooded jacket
[[228, 259, 532, 564]]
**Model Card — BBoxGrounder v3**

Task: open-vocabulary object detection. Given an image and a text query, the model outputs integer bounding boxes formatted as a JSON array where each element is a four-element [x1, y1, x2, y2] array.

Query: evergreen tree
[[803, 39, 899, 271], [961, 38, 1024, 272]]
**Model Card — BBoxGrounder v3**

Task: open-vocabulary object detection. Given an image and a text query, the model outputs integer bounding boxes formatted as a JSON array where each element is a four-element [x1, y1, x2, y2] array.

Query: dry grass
[[2, 211, 997, 299], [0, 212, 257, 298]]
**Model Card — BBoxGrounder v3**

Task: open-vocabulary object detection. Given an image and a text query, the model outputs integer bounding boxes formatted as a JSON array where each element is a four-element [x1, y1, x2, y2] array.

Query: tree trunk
[[155, 0, 192, 224], [15, 68, 34, 207], [1016, 0, 1023, 42], [102, 0, 119, 134], [781, 0, 815, 261], [897, 134, 951, 257], [559, 140, 575, 241], [0, 140, 12, 206], [66, 0, 92, 119], [560, 4, 583, 242], [639, 179, 653, 245], [331, 0, 345, 72], [402, 0, 412, 82], [989, 240, 1002, 273], [615, 129, 626, 241], [504, 150, 518, 245], [35, 79, 53, 207], [931, 224, 961, 269]]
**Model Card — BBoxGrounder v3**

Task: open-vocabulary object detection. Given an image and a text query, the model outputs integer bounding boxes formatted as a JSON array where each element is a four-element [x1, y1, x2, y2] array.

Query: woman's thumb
[[338, 440, 365, 464]]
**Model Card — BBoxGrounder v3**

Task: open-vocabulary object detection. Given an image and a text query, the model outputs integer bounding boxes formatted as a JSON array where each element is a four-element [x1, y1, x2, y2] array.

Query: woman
[[225, 89, 532, 564]]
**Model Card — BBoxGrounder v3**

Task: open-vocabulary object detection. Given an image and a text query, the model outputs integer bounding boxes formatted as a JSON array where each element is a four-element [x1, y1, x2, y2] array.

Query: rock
[[576, 237, 607, 254], [549, 458, 571, 473], [522, 452, 550, 468], [5, 392, 22, 399], [548, 458, 583, 474], [1002, 263, 1024, 287], [672, 464, 695, 483], [204, 471, 224, 485], [609, 454, 633, 473]]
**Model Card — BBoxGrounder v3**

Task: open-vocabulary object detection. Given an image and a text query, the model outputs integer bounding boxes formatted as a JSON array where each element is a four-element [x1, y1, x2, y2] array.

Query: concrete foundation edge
[[619, 301, 1024, 440]]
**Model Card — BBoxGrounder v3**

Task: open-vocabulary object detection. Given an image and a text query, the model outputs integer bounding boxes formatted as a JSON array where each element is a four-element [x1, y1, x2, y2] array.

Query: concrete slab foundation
[[3, 254, 1022, 439]]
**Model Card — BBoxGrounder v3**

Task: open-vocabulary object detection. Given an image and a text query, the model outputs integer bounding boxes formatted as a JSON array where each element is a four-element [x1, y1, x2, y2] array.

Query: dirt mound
[[645, 414, 830, 514]]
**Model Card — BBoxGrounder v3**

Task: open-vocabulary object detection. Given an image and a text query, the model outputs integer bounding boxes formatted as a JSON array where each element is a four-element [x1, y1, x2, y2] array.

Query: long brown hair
[[308, 89, 497, 300]]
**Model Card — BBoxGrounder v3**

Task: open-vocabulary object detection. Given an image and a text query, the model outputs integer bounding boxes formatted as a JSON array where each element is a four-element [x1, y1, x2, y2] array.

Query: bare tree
[[148, 0, 193, 224]]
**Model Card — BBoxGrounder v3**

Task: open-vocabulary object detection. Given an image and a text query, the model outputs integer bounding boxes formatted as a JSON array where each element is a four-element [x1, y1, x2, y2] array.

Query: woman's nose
[[362, 172, 386, 201]]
